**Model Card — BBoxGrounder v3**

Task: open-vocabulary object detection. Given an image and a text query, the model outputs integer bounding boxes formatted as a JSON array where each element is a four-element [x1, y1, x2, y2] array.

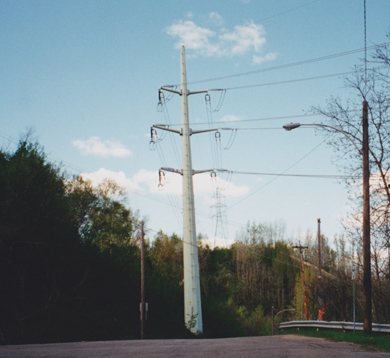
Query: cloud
[[80, 168, 140, 192], [166, 18, 276, 64], [80, 168, 250, 203], [73, 137, 132, 158], [253, 52, 278, 65], [208, 12, 224, 26], [166, 20, 219, 57], [158, 172, 250, 200], [219, 115, 242, 122], [219, 22, 266, 55]]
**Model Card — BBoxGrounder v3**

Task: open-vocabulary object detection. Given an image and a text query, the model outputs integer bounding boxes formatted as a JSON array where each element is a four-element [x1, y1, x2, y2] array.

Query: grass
[[280, 328, 390, 352]]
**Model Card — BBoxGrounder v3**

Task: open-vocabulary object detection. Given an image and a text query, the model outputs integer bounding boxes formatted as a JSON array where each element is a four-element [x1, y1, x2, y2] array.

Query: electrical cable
[[172, 42, 389, 86], [215, 169, 360, 180], [223, 70, 355, 91], [228, 139, 327, 209]]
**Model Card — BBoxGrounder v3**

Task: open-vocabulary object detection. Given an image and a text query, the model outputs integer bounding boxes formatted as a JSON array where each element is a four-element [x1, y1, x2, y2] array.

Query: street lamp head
[[283, 123, 301, 131]]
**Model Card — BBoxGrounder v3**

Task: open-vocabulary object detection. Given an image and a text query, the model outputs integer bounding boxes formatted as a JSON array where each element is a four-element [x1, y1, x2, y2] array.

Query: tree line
[[1, 37, 390, 344]]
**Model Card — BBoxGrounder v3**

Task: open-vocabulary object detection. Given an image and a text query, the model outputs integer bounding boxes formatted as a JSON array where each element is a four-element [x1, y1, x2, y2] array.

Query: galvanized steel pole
[[180, 46, 203, 334]]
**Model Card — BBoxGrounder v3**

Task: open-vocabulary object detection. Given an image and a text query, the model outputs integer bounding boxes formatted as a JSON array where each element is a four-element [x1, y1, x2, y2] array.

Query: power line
[[258, 0, 323, 23], [173, 43, 389, 87], [228, 140, 327, 209], [215, 169, 360, 180], [223, 70, 355, 91]]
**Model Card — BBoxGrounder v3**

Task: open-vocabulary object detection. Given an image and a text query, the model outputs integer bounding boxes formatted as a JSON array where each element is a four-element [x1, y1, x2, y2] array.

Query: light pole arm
[[283, 122, 362, 155]]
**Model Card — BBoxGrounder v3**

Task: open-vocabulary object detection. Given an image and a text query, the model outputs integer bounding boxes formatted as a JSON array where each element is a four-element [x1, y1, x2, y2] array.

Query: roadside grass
[[280, 328, 390, 352]]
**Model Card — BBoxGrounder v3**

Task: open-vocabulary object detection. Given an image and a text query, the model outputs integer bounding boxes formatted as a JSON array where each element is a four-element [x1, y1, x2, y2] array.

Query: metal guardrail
[[279, 320, 390, 333]]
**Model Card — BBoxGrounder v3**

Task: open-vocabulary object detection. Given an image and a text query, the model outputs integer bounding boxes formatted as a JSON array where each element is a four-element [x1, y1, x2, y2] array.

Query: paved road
[[1, 335, 390, 358]]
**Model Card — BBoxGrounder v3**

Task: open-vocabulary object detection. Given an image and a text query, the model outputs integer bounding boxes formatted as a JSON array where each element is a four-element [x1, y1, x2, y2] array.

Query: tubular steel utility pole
[[317, 219, 324, 320], [151, 47, 220, 334], [179, 46, 203, 334], [362, 99, 372, 333], [293, 245, 309, 320]]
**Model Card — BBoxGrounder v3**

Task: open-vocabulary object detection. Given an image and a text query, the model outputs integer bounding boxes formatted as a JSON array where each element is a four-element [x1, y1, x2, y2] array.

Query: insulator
[[149, 140, 156, 151], [205, 93, 211, 102], [210, 171, 217, 178], [215, 131, 221, 139], [159, 90, 165, 102]]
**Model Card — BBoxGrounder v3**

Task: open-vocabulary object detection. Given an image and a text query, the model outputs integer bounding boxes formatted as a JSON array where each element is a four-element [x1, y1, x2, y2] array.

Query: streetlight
[[283, 101, 372, 333], [272, 306, 296, 335]]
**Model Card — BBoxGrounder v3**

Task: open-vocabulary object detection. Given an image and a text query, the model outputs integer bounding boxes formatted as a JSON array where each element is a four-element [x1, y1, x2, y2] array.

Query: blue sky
[[1, 0, 389, 246]]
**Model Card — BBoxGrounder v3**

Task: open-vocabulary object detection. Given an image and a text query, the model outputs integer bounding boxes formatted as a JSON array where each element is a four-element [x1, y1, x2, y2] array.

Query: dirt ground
[[1, 334, 390, 358]]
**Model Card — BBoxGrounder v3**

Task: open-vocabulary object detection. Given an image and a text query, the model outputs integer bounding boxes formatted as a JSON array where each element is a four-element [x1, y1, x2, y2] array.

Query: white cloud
[[80, 168, 140, 192], [79, 168, 250, 203], [166, 19, 276, 64], [73, 137, 132, 158], [166, 20, 219, 56], [208, 12, 224, 26], [220, 114, 242, 122], [253, 52, 278, 65], [219, 22, 266, 55]]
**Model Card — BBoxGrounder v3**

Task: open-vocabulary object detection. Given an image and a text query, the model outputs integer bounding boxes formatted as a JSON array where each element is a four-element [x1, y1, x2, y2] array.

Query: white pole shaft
[[180, 45, 203, 334]]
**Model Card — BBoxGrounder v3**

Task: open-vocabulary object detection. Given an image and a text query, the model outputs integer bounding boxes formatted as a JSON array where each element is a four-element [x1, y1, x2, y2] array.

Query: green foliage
[[3, 140, 389, 344], [66, 176, 139, 250], [283, 329, 390, 353]]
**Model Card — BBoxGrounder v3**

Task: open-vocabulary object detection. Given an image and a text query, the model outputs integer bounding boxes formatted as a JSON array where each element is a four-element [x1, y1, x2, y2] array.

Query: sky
[[1, 0, 389, 247]]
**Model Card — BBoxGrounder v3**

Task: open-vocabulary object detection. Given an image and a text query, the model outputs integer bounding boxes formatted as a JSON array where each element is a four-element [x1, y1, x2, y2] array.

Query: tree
[[66, 176, 139, 250], [313, 38, 390, 327]]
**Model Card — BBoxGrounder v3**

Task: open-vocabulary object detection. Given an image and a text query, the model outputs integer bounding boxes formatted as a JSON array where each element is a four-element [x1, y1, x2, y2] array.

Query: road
[[1, 334, 390, 358]]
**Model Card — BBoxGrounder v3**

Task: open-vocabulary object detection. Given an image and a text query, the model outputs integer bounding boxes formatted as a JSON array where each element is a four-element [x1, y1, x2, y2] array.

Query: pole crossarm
[[160, 86, 181, 95], [160, 167, 183, 175], [160, 86, 224, 97], [193, 168, 215, 175], [152, 124, 181, 135], [283, 122, 362, 154], [160, 167, 221, 176], [152, 124, 228, 136]]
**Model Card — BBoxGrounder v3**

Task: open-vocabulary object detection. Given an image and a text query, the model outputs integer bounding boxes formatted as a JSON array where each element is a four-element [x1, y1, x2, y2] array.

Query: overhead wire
[[178, 43, 389, 86], [228, 139, 327, 209], [215, 169, 360, 180], [222, 70, 356, 91]]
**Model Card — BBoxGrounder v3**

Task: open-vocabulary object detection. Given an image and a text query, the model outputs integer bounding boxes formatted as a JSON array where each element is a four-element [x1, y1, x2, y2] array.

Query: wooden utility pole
[[293, 245, 309, 320], [140, 221, 146, 339], [317, 219, 324, 320], [362, 99, 372, 332]]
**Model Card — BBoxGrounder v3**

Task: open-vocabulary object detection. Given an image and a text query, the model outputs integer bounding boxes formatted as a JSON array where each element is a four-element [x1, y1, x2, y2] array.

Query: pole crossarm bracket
[[193, 168, 215, 175], [160, 167, 221, 176], [152, 124, 181, 135], [160, 167, 183, 175], [160, 86, 181, 95], [160, 86, 224, 97], [191, 128, 219, 135], [152, 124, 221, 136]]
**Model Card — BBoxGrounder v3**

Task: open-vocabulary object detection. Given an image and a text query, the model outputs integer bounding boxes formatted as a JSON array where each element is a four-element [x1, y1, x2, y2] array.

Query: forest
[[1, 138, 389, 345]]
